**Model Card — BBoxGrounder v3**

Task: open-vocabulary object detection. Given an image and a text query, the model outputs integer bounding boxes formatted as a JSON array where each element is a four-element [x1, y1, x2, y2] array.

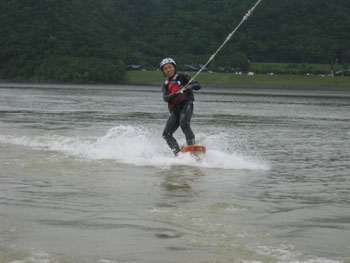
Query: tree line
[[0, 0, 349, 82]]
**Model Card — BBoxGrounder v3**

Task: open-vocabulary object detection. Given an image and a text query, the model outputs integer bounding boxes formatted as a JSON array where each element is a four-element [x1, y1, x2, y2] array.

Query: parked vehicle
[[127, 65, 142, 71], [182, 64, 198, 71], [334, 69, 350, 76], [198, 64, 208, 72]]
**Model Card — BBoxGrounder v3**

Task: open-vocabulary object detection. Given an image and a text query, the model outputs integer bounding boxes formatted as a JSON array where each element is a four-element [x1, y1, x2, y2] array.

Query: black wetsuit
[[162, 73, 201, 155]]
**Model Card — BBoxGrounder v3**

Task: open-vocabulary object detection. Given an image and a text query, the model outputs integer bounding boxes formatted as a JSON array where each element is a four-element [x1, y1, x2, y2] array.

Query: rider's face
[[162, 63, 175, 78]]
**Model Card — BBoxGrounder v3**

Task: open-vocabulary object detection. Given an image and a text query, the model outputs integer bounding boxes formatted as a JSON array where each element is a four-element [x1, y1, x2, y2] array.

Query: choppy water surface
[[0, 83, 349, 263]]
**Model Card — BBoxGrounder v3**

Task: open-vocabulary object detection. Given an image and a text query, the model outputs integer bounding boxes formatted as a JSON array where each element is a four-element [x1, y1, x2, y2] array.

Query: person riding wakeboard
[[160, 58, 202, 155]]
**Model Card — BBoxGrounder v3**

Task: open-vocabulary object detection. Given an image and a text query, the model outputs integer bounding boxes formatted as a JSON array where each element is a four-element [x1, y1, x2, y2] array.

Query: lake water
[[0, 83, 349, 263]]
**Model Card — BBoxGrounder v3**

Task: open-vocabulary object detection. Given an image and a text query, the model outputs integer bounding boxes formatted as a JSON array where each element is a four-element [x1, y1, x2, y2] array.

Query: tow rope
[[180, 0, 263, 92]]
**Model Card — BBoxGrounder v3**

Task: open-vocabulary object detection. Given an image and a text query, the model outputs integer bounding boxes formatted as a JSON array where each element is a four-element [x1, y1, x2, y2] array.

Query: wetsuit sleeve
[[183, 73, 201, 90], [188, 82, 201, 90]]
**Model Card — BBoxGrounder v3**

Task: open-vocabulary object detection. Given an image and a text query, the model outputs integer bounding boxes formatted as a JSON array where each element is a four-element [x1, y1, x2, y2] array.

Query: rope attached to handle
[[180, 0, 263, 92]]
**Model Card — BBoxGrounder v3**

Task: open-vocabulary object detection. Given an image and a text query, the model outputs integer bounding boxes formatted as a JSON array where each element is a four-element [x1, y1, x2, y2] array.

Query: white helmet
[[160, 57, 176, 69]]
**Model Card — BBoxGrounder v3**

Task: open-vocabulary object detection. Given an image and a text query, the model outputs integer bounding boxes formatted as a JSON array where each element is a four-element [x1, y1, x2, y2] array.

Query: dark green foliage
[[0, 0, 126, 82], [36, 56, 124, 82], [0, 0, 349, 81]]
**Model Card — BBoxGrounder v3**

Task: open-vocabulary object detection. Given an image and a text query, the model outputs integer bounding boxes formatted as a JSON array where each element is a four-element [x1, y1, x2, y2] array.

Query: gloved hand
[[184, 84, 193, 90], [176, 84, 192, 94], [169, 92, 179, 99]]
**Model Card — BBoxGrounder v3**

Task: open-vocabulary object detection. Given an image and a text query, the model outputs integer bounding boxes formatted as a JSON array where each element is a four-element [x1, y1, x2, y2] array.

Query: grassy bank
[[249, 62, 344, 75], [123, 71, 350, 88]]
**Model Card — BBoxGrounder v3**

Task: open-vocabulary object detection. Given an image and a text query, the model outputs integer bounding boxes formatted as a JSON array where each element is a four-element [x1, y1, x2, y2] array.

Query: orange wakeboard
[[180, 145, 206, 157]]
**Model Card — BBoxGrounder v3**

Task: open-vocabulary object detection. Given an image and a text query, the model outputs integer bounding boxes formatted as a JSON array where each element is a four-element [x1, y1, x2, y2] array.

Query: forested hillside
[[1, 0, 349, 82]]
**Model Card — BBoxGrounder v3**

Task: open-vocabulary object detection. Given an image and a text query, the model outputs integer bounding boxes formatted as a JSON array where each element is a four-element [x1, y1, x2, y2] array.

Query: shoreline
[[201, 83, 350, 92], [1, 79, 350, 92]]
